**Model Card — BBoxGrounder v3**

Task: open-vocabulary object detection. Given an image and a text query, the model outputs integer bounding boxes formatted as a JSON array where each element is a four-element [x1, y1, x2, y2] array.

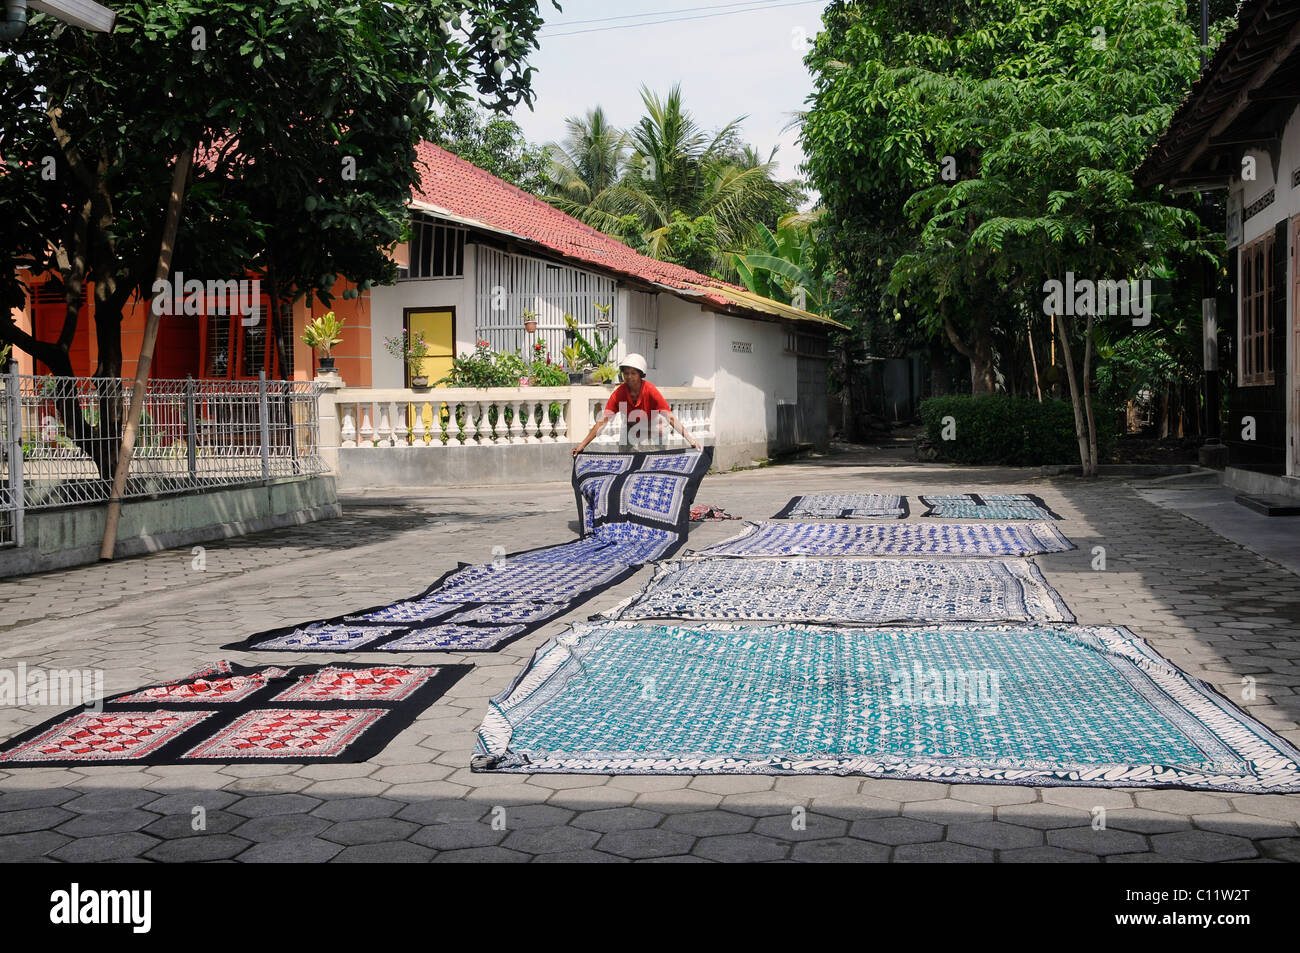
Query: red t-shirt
[[604, 380, 670, 420]]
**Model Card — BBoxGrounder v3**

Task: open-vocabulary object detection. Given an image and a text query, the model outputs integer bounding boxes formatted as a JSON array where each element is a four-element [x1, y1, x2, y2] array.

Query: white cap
[[618, 353, 648, 375]]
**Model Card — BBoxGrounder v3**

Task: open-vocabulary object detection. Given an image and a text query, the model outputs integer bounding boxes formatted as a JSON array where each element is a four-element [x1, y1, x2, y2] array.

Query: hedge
[[919, 395, 1113, 466]]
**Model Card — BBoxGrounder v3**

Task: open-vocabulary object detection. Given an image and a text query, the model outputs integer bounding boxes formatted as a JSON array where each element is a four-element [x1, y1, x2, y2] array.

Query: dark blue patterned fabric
[[235, 448, 712, 653]]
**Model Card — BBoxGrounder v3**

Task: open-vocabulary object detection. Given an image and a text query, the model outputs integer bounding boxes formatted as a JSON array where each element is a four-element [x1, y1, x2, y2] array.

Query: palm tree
[[544, 107, 628, 233], [615, 86, 801, 274]]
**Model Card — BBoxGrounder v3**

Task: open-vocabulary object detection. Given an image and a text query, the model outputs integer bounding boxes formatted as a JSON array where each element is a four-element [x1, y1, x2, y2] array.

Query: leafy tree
[[802, 0, 1214, 473], [545, 106, 628, 231], [0, 0, 555, 473], [429, 100, 553, 195]]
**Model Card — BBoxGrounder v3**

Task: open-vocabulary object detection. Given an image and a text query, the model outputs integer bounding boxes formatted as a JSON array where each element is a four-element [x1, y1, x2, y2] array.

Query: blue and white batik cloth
[[604, 557, 1074, 624], [473, 620, 1300, 792], [773, 494, 908, 519], [574, 446, 712, 542], [235, 448, 712, 653], [692, 521, 1074, 558], [920, 493, 1062, 520]]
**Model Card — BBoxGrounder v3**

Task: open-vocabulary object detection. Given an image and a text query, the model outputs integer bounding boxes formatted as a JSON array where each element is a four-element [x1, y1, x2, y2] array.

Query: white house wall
[[1237, 104, 1299, 477], [367, 244, 477, 387]]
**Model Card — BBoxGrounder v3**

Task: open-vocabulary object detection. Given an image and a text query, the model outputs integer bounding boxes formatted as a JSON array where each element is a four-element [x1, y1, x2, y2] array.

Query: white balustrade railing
[[321, 385, 713, 454]]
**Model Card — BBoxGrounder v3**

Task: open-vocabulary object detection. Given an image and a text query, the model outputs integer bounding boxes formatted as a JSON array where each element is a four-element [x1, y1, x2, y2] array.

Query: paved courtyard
[[1, 451, 1299, 863]]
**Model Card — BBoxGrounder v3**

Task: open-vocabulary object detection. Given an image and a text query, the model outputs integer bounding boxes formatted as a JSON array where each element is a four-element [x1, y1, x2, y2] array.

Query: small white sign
[[732, 341, 752, 353]]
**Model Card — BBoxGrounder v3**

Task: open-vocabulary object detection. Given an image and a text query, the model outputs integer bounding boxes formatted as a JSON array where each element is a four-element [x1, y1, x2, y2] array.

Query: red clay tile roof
[[410, 140, 839, 328]]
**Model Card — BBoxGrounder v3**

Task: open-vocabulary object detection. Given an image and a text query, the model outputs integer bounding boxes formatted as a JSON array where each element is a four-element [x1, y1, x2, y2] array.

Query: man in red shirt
[[571, 353, 700, 456]]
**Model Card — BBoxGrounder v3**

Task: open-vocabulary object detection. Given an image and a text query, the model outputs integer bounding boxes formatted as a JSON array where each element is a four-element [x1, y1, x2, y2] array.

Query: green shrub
[[919, 395, 1113, 466]]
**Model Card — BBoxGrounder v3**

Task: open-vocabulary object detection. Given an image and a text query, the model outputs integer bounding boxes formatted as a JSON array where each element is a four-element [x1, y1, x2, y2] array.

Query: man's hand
[[571, 444, 583, 458]]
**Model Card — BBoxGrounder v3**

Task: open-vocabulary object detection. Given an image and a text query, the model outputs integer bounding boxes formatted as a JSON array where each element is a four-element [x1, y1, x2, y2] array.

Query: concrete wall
[[0, 476, 340, 578], [338, 443, 576, 490]]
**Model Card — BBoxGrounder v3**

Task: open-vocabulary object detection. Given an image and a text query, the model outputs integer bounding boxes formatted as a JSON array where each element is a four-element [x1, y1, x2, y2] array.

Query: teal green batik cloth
[[472, 621, 1300, 792]]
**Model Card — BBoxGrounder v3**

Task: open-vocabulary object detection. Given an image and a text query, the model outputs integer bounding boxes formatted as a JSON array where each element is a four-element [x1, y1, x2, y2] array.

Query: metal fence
[[0, 372, 326, 544]]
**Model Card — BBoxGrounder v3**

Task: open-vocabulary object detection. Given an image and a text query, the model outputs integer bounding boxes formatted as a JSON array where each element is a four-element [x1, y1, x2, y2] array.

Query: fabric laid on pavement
[[691, 520, 1074, 559], [604, 557, 1075, 624], [473, 621, 1300, 793]]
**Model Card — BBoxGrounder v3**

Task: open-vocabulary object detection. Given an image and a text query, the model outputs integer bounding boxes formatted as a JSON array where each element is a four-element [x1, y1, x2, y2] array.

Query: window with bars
[[1239, 233, 1274, 386], [401, 218, 465, 279]]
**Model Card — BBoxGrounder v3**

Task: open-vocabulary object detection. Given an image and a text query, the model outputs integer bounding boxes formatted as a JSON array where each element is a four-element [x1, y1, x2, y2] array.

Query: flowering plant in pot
[[384, 328, 432, 387], [522, 309, 538, 334], [301, 311, 345, 370]]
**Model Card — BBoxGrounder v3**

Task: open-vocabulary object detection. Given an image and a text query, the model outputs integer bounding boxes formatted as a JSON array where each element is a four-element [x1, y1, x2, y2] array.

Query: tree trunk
[[942, 307, 994, 395], [1056, 313, 1095, 476], [1027, 320, 1043, 402], [1082, 312, 1097, 474]]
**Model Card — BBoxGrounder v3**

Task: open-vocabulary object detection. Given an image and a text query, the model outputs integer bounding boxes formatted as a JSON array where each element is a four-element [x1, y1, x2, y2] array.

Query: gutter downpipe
[[0, 0, 28, 41]]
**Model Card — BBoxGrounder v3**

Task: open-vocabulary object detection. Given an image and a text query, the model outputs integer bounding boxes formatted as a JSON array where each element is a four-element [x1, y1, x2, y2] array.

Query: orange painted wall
[[11, 269, 373, 383]]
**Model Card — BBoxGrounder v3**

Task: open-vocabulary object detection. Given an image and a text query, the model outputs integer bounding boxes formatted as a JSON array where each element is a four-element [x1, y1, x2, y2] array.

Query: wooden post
[[98, 148, 193, 560]]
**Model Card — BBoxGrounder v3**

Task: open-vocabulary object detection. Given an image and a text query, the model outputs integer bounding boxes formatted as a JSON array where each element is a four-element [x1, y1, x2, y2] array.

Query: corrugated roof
[[411, 140, 844, 329]]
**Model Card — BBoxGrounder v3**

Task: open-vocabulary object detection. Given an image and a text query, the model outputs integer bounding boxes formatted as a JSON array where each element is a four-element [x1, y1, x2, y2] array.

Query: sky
[[505, 0, 833, 191]]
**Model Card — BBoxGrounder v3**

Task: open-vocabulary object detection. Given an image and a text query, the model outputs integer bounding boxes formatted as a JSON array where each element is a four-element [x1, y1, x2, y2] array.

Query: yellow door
[[406, 308, 455, 386]]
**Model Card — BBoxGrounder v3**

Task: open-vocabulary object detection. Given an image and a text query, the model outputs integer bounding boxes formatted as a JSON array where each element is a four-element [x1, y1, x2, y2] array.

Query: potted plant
[[384, 329, 432, 388], [522, 309, 538, 334], [592, 302, 612, 331], [592, 363, 618, 385], [301, 311, 345, 370], [563, 312, 577, 344], [562, 344, 586, 384]]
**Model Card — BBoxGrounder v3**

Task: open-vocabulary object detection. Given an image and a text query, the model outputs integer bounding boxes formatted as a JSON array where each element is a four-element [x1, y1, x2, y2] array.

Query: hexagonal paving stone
[[857, 779, 949, 802], [1258, 837, 1300, 862], [943, 784, 1036, 807], [693, 833, 789, 863], [64, 789, 158, 813], [571, 808, 664, 833], [431, 846, 531, 863], [51, 832, 159, 863], [634, 789, 724, 811], [848, 816, 943, 846], [395, 800, 487, 826], [533, 849, 629, 863], [333, 842, 435, 863], [228, 794, 322, 818], [902, 799, 995, 825], [688, 776, 775, 796], [301, 778, 391, 798], [0, 830, 70, 862], [232, 814, 332, 842], [790, 838, 890, 863], [1229, 795, 1300, 823], [238, 838, 343, 863], [544, 787, 633, 811], [1150, 830, 1259, 862], [1134, 790, 1232, 815], [144, 809, 243, 839], [312, 797, 403, 822], [225, 775, 314, 796], [145, 791, 241, 815], [659, 810, 752, 838], [1190, 813, 1296, 839], [995, 803, 1085, 831], [501, 825, 600, 855], [0, 807, 76, 835], [411, 823, 504, 851], [893, 842, 992, 863], [145, 835, 251, 862], [604, 776, 691, 793], [56, 809, 161, 837], [808, 794, 900, 822], [1046, 826, 1148, 856], [946, 821, 1042, 851], [322, 818, 419, 846], [753, 812, 848, 842], [597, 828, 696, 859], [0, 788, 79, 811], [998, 846, 1099, 863], [1105, 809, 1193, 835], [491, 803, 575, 830], [1041, 788, 1135, 811], [713, 793, 798, 818]]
